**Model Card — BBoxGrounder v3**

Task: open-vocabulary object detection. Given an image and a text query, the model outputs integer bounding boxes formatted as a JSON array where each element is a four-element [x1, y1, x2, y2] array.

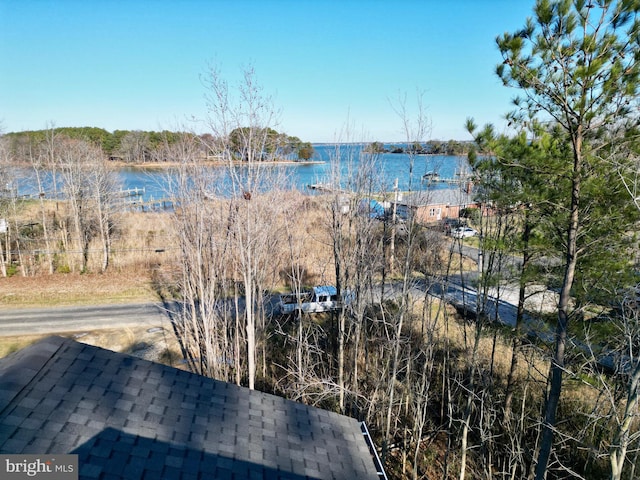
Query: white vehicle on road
[[278, 286, 353, 314], [451, 226, 478, 239]]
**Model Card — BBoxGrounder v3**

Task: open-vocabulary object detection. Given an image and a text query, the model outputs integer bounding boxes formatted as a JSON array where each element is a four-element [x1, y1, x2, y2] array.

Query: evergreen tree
[[496, 1, 640, 477]]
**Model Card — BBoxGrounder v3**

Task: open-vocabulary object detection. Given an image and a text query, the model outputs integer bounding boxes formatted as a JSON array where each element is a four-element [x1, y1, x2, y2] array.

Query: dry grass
[[411, 297, 548, 385], [1, 192, 335, 307], [273, 192, 336, 288], [7, 200, 174, 275], [0, 335, 40, 358], [0, 325, 184, 367], [1, 203, 174, 307], [3, 191, 485, 308], [0, 270, 158, 308], [409, 297, 618, 426]]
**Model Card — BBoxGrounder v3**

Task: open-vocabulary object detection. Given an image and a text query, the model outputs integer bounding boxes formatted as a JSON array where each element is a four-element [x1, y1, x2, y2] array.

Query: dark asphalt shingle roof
[[0, 336, 380, 479]]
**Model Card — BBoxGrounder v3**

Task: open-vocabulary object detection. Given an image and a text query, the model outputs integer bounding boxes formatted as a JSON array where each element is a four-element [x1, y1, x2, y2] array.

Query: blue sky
[[0, 0, 535, 142]]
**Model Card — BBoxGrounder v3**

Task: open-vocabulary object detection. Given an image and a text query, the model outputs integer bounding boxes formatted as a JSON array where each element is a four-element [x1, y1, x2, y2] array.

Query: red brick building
[[394, 189, 479, 225]]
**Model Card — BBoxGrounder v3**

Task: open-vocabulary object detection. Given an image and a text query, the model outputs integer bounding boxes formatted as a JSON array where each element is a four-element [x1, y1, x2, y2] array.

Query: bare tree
[[117, 130, 150, 163], [56, 139, 102, 272], [603, 147, 640, 480], [380, 91, 430, 467], [28, 125, 64, 274], [88, 156, 120, 272], [0, 132, 11, 277], [608, 294, 640, 480], [203, 65, 284, 390], [324, 135, 385, 414], [166, 133, 237, 381]]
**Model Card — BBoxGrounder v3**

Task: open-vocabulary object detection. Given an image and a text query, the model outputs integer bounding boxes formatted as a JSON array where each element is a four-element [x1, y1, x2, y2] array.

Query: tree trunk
[[234, 284, 242, 386], [331, 197, 346, 413], [535, 141, 582, 479], [338, 307, 346, 413], [610, 363, 640, 479], [505, 209, 532, 419], [33, 167, 55, 274], [459, 314, 484, 480], [245, 273, 256, 390], [0, 230, 7, 277]]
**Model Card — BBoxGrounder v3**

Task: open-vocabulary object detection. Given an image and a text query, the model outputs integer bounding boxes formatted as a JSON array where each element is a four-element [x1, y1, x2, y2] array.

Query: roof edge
[[0, 335, 68, 412]]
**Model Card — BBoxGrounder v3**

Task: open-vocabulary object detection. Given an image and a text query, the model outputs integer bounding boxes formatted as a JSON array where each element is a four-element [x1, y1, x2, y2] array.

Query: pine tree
[[496, 1, 640, 477]]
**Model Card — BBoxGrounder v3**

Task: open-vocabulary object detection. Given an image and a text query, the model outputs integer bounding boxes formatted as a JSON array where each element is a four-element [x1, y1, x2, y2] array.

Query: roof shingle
[[0, 336, 380, 479]]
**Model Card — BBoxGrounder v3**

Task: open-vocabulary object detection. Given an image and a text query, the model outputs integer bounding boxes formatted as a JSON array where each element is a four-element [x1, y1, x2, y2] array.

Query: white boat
[[422, 171, 440, 181]]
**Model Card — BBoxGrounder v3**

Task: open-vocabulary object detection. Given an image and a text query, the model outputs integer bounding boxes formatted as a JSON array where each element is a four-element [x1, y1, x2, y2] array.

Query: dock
[[119, 187, 145, 197], [121, 195, 175, 212], [424, 177, 467, 185], [422, 169, 473, 186], [307, 183, 347, 194]]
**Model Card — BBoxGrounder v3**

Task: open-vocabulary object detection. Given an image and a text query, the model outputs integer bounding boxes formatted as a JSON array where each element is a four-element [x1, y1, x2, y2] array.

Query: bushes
[[460, 207, 481, 223]]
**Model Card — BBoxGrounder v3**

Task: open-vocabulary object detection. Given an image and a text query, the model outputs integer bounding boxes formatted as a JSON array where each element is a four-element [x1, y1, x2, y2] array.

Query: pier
[[307, 183, 348, 194], [424, 177, 468, 185], [422, 169, 473, 186], [119, 187, 145, 197], [121, 195, 175, 212]]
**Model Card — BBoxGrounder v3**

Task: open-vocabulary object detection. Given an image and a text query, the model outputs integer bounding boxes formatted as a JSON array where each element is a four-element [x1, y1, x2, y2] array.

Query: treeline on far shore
[[3, 127, 475, 167], [365, 139, 474, 155], [3, 126, 316, 164]]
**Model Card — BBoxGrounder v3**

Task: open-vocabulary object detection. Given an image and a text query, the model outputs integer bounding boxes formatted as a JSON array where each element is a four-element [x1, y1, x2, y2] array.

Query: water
[[119, 146, 470, 202], [10, 145, 470, 202], [311, 144, 470, 191]]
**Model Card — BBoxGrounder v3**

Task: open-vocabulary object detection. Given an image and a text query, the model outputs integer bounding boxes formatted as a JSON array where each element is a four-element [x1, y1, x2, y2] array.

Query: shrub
[[56, 264, 71, 274], [460, 207, 481, 223]]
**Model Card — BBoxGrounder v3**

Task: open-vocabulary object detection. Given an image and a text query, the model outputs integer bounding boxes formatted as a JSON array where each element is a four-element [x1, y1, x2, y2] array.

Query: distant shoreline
[[112, 159, 326, 169]]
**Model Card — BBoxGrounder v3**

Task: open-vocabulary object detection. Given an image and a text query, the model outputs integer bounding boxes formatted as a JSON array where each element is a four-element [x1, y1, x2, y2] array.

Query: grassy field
[[0, 270, 159, 309]]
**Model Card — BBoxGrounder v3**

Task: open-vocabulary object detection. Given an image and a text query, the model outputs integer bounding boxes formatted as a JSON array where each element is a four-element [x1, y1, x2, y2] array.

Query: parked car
[[278, 285, 354, 314], [441, 218, 467, 234], [451, 226, 478, 239]]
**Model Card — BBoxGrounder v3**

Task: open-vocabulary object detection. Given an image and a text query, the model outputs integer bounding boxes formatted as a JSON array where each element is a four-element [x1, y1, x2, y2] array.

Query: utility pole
[[389, 178, 399, 271]]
